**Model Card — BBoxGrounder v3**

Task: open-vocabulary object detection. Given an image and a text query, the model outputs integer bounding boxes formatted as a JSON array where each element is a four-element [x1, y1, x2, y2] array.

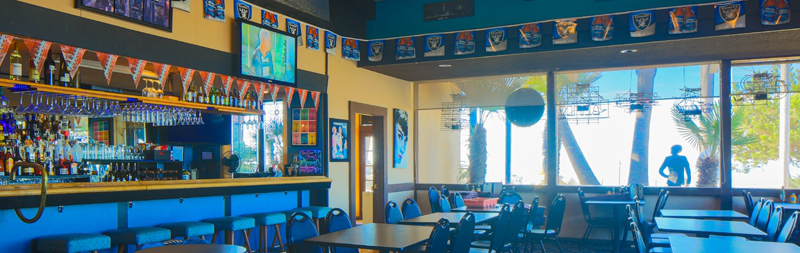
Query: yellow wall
[[417, 82, 463, 184]]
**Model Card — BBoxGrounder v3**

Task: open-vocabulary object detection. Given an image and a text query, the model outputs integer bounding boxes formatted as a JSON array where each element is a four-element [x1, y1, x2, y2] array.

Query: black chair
[[525, 197, 540, 231], [504, 201, 528, 253], [630, 217, 671, 253], [440, 194, 452, 212], [429, 186, 442, 213], [630, 183, 645, 201], [526, 195, 567, 253], [743, 190, 755, 217], [385, 201, 404, 224], [286, 212, 324, 253], [632, 200, 676, 248], [577, 189, 614, 246], [450, 212, 476, 253], [453, 193, 466, 208], [323, 208, 358, 253], [423, 218, 452, 253], [749, 198, 764, 227], [777, 211, 799, 243], [402, 198, 423, 220], [756, 200, 774, 231], [470, 204, 512, 253], [498, 191, 523, 205], [441, 185, 451, 200], [764, 206, 784, 242]]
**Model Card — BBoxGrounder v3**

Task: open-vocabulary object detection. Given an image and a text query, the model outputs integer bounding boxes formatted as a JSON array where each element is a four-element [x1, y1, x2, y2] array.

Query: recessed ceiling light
[[438, 64, 452, 68], [620, 49, 638, 54]]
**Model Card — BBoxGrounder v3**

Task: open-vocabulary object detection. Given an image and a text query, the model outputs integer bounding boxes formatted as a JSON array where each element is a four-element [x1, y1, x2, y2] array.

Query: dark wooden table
[[660, 209, 748, 220], [655, 217, 767, 238], [668, 235, 800, 253], [137, 245, 246, 253], [398, 212, 498, 226], [303, 223, 433, 251], [583, 199, 639, 253]]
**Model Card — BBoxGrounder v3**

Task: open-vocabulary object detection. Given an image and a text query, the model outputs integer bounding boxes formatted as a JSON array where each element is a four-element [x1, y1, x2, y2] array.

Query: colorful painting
[[393, 109, 408, 168], [298, 149, 323, 175], [330, 118, 349, 162], [292, 108, 317, 145], [90, 119, 112, 145]]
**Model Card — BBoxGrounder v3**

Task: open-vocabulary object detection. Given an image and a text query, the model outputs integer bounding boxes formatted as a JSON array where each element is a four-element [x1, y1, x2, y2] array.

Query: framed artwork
[[298, 149, 323, 176], [393, 109, 409, 168], [291, 108, 317, 145], [89, 118, 113, 145], [329, 118, 349, 162], [77, 0, 172, 31]]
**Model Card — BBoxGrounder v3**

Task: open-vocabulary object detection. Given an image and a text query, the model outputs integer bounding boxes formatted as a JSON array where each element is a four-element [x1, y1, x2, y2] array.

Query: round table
[[137, 245, 246, 253]]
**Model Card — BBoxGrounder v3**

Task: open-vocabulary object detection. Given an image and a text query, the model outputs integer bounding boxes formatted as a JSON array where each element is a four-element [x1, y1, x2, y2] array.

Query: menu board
[[291, 108, 317, 145]]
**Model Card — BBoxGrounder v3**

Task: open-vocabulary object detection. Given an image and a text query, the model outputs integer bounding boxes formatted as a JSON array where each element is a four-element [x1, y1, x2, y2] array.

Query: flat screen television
[[237, 20, 298, 87], [76, 0, 172, 31]]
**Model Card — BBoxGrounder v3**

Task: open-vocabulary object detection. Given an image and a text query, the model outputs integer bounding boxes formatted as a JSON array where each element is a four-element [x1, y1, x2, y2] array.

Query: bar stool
[[203, 216, 255, 253], [103, 227, 171, 253], [158, 221, 215, 241], [242, 212, 287, 253], [36, 233, 111, 253], [294, 206, 332, 232]]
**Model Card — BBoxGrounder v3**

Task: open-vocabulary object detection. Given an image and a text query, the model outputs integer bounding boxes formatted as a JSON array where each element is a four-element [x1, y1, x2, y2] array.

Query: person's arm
[[659, 157, 670, 178], [683, 156, 692, 185]]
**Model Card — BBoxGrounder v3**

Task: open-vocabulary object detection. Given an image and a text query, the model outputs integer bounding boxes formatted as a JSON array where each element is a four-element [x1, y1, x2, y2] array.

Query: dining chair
[[630, 218, 671, 253], [577, 189, 614, 246], [524, 197, 540, 231], [429, 186, 442, 213], [630, 183, 645, 201], [286, 212, 324, 253], [631, 201, 671, 248], [439, 194, 452, 212], [504, 201, 528, 253], [453, 193, 466, 208], [323, 208, 358, 253], [749, 198, 764, 227], [526, 195, 567, 253], [756, 200, 774, 231], [441, 185, 451, 200], [776, 211, 799, 243], [742, 190, 755, 217], [470, 204, 512, 253], [385, 201, 404, 224], [764, 206, 783, 242], [450, 212, 476, 253], [425, 219, 451, 253], [402, 198, 423, 220], [498, 191, 523, 205]]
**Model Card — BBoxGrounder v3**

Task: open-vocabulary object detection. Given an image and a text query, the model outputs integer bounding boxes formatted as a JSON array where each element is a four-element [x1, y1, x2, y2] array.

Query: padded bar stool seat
[[243, 212, 288, 253], [103, 227, 171, 253], [204, 216, 256, 253], [37, 233, 111, 253], [158, 222, 215, 240], [280, 209, 312, 219]]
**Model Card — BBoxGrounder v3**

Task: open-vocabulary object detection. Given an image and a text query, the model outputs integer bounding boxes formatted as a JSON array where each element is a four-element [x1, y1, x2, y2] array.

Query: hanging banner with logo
[[270, 84, 279, 102], [423, 34, 445, 57], [715, 1, 746, 30], [96, 52, 118, 85], [310, 91, 321, 109], [60, 45, 87, 81], [152, 63, 171, 90], [126, 57, 147, 89], [396, 37, 415, 60], [0, 35, 14, 68], [237, 78, 250, 99], [454, 31, 475, 55], [285, 86, 296, 106], [669, 6, 698, 34], [519, 23, 541, 48], [485, 28, 507, 52], [199, 71, 216, 94], [220, 74, 234, 93], [286, 18, 303, 46], [629, 10, 656, 37], [367, 40, 384, 62], [23, 38, 52, 74], [261, 10, 279, 29], [298, 89, 309, 108], [591, 16, 614, 41], [761, 0, 790, 25], [325, 31, 338, 56], [342, 38, 360, 61], [233, 0, 252, 20], [203, 0, 225, 22], [553, 19, 578, 45], [305, 25, 319, 50], [177, 67, 195, 93]]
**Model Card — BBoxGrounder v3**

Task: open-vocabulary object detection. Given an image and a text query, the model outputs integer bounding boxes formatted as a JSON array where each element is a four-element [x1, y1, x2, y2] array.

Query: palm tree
[[671, 103, 754, 187], [628, 69, 657, 185]]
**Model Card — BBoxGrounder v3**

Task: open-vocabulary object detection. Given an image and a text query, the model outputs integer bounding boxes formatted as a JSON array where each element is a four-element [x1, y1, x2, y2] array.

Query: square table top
[[452, 204, 545, 215], [660, 209, 748, 220], [303, 223, 433, 251], [655, 217, 766, 237], [668, 235, 800, 253], [398, 212, 498, 226], [583, 200, 640, 205]]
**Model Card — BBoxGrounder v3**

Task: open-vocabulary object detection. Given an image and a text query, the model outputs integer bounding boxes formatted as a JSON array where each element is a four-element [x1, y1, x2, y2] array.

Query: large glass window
[[232, 115, 260, 173], [263, 101, 284, 167], [232, 100, 286, 173]]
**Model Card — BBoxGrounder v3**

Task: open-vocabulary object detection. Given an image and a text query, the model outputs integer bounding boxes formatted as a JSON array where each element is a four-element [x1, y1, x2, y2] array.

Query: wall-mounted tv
[[76, 0, 172, 31], [237, 20, 297, 87]]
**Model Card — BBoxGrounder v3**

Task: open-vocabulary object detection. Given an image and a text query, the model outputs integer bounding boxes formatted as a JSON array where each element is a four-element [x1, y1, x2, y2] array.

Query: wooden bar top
[[0, 176, 331, 197]]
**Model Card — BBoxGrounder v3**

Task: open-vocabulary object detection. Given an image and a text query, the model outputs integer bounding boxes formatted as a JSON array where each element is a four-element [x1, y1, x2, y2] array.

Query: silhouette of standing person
[[659, 145, 692, 186]]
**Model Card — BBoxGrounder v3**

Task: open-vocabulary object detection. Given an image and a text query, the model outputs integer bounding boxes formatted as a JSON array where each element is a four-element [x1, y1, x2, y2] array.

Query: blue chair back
[[499, 191, 523, 205], [385, 201, 404, 224], [504, 201, 527, 243], [743, 190, 754, 216], [441, 186, 450, 199], [525, 197, 540, 230], [631, 218, 648, 253], [453, 193, 466, 208], [765, 207, 783, 241], [401, 198, 423, 220], [425, 218, 451, 253], [630, 183, 645, 201], [488, 204, 512, 251], [578, 189, 593, 222], [756, 200, 774, 231], [439, 195, 452, 212], [450, 213, 476, 253], [777, 211, 799, 243], [651, 190, 665, 219], [655, 191, 670, 218], [286, 212, 324, 253], [323, 208, 358, 253], [545, 195, 567, 236], [749, 199, 764, 226], [429, 186, 441, 213]]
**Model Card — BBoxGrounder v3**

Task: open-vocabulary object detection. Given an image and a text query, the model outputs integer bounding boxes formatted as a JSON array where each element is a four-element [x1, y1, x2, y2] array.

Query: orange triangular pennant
[[151, 62, 171, 89], [125, 57, 147, 89], [199, 71, 216, 94], [23, 38, 52, 74], [177, 67, 195, 93], [311, 91, 321, 109], [298, 89, 309, 108], [0, 35, 15, 70], [285, 86, 295, 107], [61, 45, 87, 80], [95, 52, 118, 85], [237, 79, 251, 100]]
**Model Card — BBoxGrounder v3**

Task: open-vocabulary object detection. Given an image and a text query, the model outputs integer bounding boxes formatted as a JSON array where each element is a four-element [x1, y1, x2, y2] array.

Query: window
[[232, 115, 260, 173], [263, 101, 285, 167], [233, 100, 286, 174]]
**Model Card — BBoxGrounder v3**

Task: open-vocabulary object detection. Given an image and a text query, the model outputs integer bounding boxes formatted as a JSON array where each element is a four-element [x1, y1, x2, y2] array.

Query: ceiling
[[362, 28, 800, 82]]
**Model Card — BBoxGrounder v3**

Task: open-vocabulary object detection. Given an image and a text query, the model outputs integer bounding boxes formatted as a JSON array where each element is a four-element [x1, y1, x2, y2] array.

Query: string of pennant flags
[[0, 33, 324, 110]]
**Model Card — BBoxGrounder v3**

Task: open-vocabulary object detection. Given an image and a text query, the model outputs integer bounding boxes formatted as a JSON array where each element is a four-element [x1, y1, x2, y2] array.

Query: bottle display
[[58, 53, 71, 87], [28, 57, 39, 83], [9, 43, 22, 81], [42, 50, 56, 85]]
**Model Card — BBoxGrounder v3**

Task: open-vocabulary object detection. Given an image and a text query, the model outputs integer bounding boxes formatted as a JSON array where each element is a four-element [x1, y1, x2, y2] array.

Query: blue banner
[[423, 34, 445, 57], [286, 18, 303, 46], [454, 31, 475, 55], [342, 38, 360, 61], [233, 0, 252, 20], [368, 41, 384, 62], [553, 19, 578, 44], [669, 6, 698, 34], [519, 23, 542, 48], [325, 31, 338, 56], [591, 16, 613, 41], [306, 25, 319, 50], [485, 28, 507, 52], [715, 1, 746, 30], [396, 37, 415, 60], [629, 10, 656, 37], [761, 0, 790, 25], [261, 10, 279, 29]]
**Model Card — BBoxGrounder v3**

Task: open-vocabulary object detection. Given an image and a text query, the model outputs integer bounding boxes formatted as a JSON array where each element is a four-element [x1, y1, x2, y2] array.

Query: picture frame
[[89, 118, 114, 145], [76, 0, 173, 31], [291, 107, 318, 146], [298, 149, 323, 176], [329, 118, 349, 162], [393, 109, 409, 168]]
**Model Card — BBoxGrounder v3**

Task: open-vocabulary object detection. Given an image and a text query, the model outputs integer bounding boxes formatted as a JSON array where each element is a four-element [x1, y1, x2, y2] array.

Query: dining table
[[303, 223, 433, 251], [655, 217, 767, 238], [451, 204, 545, 215], [659, 209, 748, 220], [667, 235, 800, 253], [583, 199, 640, 253], [398, 212, 498, 226], [136, 244, 246, 253]]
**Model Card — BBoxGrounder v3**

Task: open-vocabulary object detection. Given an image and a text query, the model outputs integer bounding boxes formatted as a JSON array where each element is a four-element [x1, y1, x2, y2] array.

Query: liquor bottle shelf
[[0, 174, 90, 179], [0, 79, 265, 115], [82, 159, 183, 164]]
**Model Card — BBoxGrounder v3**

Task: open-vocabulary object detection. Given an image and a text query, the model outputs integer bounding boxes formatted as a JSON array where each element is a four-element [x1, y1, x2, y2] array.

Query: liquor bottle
[[189, 84, 198, 103], [781, 186, 786, 202], [42, 50, 56, 85], [68, 154, 77, 175], [21, 147, 34, 176], [684, 7, 697, 32], [0, 148, 4, 176], [197, 86, 205, 104], [5, 147, 13, 176], [232, 89, 239, 107], [57, 154, 68, 175], [9, 43, 22, 81], [58, 53, 71, 87], [28, 57, 40, 83], [72, 69, 81, 88]]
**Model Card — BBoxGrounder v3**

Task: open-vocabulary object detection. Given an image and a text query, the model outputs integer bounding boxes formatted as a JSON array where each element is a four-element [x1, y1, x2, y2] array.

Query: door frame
[[349, 102, 388, 225]]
